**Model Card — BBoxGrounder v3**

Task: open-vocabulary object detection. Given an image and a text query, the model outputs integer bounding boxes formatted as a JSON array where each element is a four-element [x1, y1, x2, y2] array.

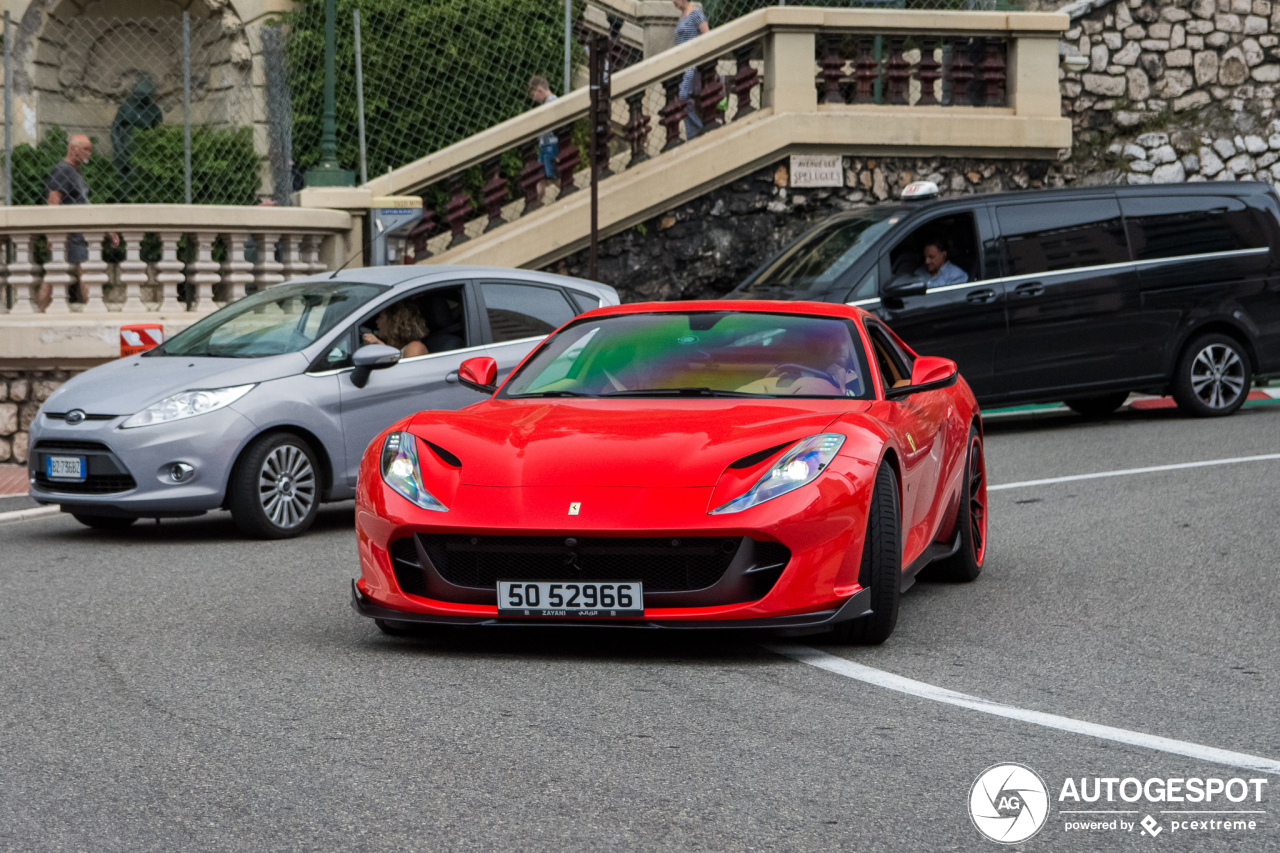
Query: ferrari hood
[[41, 353, 308, 416], [407, 399, 867, 487]]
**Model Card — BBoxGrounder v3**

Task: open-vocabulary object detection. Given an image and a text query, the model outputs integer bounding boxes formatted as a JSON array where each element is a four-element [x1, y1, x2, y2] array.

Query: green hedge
[[10, 125, 260, 206]]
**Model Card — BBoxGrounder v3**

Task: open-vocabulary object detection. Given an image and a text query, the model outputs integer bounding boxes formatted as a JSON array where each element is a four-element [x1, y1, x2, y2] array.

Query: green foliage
[[10, 126, 121, 205], [125, 125, 261, 205], [284, 0, 580, 176], [10, 124, 259, 206]]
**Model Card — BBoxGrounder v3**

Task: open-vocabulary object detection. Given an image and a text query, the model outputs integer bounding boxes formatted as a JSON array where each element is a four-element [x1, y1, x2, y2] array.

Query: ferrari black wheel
[[71, 514, 137, 530], [930, 423, 986, 583], [831, 463, 901, 645], [1065, 391, 1129, 418], [1172, 333, 1252, 417]]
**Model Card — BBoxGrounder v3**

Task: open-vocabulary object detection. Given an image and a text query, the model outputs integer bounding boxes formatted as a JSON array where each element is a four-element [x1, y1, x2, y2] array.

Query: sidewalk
[[0, 465, 29, 496]]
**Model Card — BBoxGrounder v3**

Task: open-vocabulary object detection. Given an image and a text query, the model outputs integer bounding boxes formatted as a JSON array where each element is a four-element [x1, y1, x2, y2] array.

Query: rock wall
[[1060, 0, 1280, 133], [0, 370, 82, 465]]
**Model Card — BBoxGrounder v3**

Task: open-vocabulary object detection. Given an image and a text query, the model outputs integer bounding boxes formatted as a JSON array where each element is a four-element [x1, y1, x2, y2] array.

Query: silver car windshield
[[153, 281, 386, 358]]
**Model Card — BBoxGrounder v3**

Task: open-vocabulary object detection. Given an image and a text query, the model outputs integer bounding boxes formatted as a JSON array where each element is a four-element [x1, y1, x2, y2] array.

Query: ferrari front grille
[[419, 533, 745, 592]]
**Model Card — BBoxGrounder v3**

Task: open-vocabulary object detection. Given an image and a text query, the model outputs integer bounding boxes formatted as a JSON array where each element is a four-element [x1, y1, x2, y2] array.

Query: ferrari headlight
[[380, 431, 447, 511], [120, 384, 256, 428], [710, 433, 845, 514]]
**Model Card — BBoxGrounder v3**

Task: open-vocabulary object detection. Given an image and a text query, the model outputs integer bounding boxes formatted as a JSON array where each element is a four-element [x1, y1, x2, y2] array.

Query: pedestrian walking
[[528, 76, 560, 184], [673, 0, 710, 140], [42, 134, 118, 311]]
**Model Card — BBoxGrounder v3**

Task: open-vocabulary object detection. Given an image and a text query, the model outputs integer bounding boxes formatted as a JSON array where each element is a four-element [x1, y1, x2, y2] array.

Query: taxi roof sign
[[901, 181, 940, 201]]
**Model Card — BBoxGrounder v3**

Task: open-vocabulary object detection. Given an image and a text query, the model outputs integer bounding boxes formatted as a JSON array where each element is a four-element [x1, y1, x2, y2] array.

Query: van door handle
[[1013, 282, 1044, 298], [446, 371, 459, 383], [965, 288, 996, 304]]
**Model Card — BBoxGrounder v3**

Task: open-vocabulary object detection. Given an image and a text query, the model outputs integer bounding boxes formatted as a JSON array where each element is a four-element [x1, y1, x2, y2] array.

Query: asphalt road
[[1, 402, 1277, 852]]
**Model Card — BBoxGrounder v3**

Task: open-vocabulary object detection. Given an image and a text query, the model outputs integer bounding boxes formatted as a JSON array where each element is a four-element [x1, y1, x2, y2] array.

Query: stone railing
[[0, 205, 355, 317], [358, 5, 1068, 269], [816, 33, 1010, 107], [363, 5, 1070, 262]]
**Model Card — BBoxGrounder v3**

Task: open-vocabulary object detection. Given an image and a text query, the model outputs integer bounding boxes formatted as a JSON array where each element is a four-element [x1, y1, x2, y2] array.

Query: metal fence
[[1, 1, 1026, 207], [1, 11, 275, 206]]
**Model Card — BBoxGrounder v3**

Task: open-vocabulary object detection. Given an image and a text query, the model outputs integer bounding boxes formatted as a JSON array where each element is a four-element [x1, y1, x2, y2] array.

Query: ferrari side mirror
[[458, 356, 499, 394], [886, 356, 958, 399], [350, 344, 401, 389]]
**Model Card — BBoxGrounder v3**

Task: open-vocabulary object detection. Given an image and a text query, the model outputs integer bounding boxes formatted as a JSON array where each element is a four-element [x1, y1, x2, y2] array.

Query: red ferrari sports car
[[351, 300, 986, 643]]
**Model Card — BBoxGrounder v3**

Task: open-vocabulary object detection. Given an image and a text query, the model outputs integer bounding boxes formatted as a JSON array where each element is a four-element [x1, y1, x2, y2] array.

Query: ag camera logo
[[970, 763, 1050, 844]]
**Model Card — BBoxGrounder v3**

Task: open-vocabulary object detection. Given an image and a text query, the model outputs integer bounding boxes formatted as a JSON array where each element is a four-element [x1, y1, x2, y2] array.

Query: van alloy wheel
[[1189, 343, 1246, 411], [1172, 333, 1252, 418]]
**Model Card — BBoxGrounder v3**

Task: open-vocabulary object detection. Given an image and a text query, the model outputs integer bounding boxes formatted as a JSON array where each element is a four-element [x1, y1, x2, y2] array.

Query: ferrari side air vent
[[729, 442, 791, 470], [389, 537, 428, 596], [424, 440, 461, 468]]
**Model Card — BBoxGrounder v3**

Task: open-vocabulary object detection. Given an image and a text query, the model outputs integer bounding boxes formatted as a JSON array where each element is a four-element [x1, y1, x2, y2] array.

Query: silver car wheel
[[1189, 343, 1245, 411], [258, 445, 316, 529]]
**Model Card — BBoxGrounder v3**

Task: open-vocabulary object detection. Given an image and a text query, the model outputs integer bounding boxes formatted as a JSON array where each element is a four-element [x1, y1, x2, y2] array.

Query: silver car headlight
[[381, 431, 448, 511], [120, 384, 256, 429]]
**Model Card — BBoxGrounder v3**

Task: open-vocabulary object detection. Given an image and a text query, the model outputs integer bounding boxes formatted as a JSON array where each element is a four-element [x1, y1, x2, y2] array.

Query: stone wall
[[1060, 0, 1280, 133], [0, 369, 83, 465]]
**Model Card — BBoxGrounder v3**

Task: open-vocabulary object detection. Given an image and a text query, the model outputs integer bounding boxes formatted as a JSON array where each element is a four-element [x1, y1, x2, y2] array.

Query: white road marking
[[0, 505, 60, 525], [766, 644, 1280, 776], [989, 452, 1280, 492]]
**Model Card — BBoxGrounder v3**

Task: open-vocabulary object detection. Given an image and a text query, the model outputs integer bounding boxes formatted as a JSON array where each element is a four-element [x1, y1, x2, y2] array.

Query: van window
[[1121, 196, 1268, 260], [888, 212, 980, 284], [996, 199, 1129, 276]]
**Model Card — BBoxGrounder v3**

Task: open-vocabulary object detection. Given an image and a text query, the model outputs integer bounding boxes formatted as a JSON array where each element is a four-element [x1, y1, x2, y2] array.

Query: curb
[[984, 388, 1280, 419], [0, 506, 60, 525]]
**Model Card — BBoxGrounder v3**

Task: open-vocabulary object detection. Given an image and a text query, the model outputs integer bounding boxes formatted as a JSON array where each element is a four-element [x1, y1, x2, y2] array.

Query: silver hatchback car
[[28, 266, 618, 537]]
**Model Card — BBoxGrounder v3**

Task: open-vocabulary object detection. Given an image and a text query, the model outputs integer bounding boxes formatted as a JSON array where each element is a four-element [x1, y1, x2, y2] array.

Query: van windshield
[[733, 210, 898, 299], [152, 281, 386, 358]]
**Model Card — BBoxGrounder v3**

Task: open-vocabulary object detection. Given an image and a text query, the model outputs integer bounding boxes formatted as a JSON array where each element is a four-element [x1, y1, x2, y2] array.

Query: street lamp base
[[305, 165, 356, 187]]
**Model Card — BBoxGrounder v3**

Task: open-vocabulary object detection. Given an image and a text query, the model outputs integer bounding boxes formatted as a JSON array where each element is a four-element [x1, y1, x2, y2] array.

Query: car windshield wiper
[[601, 387, 762, 398], [510, 390, 598, 397]]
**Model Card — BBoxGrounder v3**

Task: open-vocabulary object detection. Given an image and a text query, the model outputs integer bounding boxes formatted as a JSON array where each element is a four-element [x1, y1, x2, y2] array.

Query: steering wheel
[[766, 363, 837, 382]]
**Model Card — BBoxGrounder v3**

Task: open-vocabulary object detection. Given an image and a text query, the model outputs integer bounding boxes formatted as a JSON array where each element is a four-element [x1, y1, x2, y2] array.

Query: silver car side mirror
[[351, 344, 400, 389]]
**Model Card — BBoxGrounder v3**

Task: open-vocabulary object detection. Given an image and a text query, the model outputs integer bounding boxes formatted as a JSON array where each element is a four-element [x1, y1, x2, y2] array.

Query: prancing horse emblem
[[568, 502, 581, 515]]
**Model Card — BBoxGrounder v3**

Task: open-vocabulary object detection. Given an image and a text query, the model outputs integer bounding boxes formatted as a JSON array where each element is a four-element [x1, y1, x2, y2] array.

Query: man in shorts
[[43, 134, 119, 309]]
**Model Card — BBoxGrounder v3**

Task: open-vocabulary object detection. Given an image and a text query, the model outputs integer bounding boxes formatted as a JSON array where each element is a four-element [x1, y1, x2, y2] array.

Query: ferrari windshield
[[501, 311, 874, 399], [733, 210, 897, 298], [154, 281, 385, 358]]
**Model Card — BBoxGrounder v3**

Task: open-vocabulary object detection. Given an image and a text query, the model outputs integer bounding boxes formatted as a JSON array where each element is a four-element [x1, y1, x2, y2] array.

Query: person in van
[[915, 238, 969, 288]]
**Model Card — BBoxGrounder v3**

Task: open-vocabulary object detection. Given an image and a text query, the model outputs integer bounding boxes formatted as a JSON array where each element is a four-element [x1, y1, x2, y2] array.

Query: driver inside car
[[737, 324, 864, 397], [915, 239, 969, 288]]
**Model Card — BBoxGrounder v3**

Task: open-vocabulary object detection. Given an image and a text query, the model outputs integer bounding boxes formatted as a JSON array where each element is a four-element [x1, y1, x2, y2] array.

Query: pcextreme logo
[[969, 763, 1050, 844]]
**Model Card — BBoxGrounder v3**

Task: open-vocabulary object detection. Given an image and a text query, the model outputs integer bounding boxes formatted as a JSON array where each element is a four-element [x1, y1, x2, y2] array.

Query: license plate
[[46, 455, 86, 481], [497, 581, 643, 618]]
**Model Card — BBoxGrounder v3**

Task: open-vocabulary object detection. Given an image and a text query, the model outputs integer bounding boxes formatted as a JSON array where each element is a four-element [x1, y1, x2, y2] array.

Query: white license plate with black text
[[497, 581, 643, 618], [46, 455, 86, 481]]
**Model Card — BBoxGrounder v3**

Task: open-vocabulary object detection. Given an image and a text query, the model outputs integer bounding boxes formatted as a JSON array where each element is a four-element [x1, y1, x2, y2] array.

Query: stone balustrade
[[0, 205, 355, 316]]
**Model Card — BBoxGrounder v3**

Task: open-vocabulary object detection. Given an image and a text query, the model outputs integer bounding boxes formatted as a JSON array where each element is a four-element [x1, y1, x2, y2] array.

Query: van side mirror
[[882, 273, 928, 299], [886, 356, 958, 399], [458, 356, 499, 394], [350, 344, 400, 389]]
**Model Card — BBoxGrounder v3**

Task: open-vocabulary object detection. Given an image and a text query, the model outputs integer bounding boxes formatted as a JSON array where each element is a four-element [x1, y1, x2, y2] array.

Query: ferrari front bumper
[[351, 579, 871, 634]]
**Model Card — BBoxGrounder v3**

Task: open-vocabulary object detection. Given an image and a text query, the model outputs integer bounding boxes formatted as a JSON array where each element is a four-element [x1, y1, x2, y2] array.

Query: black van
[[729, 183, 1280, 416]]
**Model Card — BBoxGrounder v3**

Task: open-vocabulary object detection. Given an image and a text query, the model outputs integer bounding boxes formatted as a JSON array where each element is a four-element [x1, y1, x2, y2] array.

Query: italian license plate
[[46, 455, 86, 481], [497, 581, 643, 618]]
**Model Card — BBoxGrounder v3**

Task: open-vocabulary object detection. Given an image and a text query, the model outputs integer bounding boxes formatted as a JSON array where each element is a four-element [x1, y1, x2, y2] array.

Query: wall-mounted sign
[[790, 154, 844, 188]]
